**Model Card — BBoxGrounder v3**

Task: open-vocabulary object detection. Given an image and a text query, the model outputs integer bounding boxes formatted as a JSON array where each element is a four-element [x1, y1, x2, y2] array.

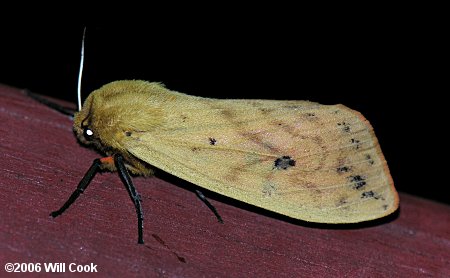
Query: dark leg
[[114, 154, 145, 244], [195, 190, 223, 223], [50, 158, 101, 217]]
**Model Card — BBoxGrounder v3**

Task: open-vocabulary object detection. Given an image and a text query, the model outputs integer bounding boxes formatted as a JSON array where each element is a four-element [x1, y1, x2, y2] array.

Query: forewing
[[125, 99, 398, 223]]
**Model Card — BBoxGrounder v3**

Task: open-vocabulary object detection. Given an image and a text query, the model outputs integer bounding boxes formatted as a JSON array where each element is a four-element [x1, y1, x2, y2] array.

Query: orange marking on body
[[100, 156, 114, 166]]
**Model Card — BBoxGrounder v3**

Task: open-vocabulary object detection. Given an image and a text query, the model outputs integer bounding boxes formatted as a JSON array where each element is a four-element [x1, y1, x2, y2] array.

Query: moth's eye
[[83, 127, 94, 140]]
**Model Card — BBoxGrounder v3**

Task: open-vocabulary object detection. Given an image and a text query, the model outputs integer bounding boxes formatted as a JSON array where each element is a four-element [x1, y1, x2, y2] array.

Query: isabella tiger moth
[[50, 80, 399, 244]]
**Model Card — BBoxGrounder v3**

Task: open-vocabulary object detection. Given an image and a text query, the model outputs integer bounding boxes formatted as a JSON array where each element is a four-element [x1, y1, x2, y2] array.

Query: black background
[[1, 21, 446, 205]]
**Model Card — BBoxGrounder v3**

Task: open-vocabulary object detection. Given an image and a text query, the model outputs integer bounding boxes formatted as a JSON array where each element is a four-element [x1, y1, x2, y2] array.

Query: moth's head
[[73, 82, 124, 150], [73, 87, 120, 156], [73, 92, 102, 149]]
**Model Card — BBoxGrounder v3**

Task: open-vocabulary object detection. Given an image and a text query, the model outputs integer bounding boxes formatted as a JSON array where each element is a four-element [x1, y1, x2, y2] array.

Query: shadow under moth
[[44, 80, 398, 244]]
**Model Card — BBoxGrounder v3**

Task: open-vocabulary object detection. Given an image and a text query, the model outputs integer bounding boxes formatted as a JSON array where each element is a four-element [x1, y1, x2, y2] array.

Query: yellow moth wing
[[112, 82, 399, 224]]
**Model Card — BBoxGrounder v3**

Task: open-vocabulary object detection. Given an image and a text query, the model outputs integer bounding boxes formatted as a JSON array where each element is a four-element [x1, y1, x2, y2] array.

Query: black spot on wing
[[348, 175, 367, 189], [350, 138, 361, 149], [274, 156, 296, 170], [209, 137, 217, 145], [361, 190, 380, 199], [337, 166, 351, 173], [365, 154, 375, 165], [337, 122, 351, 132]]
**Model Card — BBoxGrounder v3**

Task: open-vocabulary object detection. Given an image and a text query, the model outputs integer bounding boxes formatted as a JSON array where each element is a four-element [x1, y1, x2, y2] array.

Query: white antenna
[[77, 27, 86, 111]]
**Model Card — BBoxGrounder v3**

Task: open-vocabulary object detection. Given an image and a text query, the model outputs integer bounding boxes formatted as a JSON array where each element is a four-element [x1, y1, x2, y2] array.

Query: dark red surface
[[1, 84, 449, 277]]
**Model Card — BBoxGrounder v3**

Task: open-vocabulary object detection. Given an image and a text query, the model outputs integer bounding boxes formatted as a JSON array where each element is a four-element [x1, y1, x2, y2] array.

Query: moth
[[49, 80, 399, 244]]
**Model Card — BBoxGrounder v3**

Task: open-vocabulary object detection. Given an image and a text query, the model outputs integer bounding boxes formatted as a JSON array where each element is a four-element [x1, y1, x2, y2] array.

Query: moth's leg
[[25, 90, 75, 117], [195, 190, 223, 223], [114, 154, 145, 244], [50, 158, 102, 217]]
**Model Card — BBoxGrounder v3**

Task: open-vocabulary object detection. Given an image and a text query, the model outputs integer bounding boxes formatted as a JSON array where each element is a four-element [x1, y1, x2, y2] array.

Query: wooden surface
[[0, 83, 449, 277]]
